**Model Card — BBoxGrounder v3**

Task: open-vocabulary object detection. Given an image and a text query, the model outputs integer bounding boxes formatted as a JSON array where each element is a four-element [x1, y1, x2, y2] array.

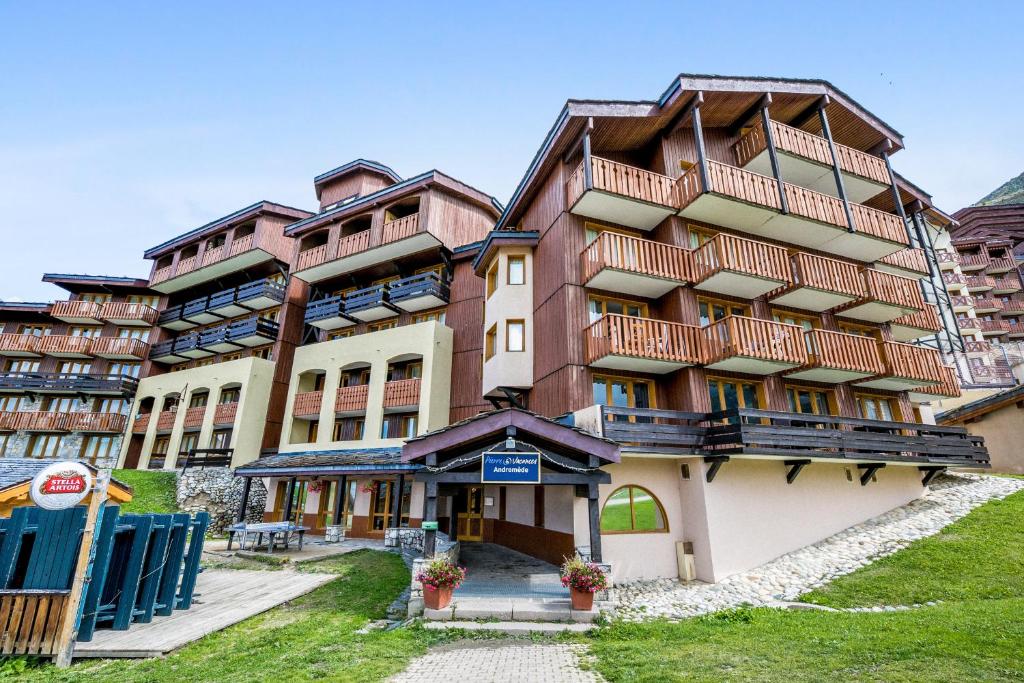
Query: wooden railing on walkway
[[383, 378, 421, 408], [567, 156, 676, 209], [585, 314, 705, 366], [704, 316, 807, 366], [803, 329, 884, 375], [580, 232, 691, 284]]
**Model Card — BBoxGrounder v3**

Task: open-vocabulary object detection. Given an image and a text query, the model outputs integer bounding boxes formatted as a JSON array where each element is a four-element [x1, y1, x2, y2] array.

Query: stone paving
[[389, 640, 603, 682], [614, 473, 1024, 620]]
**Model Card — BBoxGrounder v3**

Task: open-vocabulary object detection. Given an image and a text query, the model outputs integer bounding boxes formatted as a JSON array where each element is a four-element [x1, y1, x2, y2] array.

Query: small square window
[[507, 256, 525, 285], [506, 320, 525, 352]]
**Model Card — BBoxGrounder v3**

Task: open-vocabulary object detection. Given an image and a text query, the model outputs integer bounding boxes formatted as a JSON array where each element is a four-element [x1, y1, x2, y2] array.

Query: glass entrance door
[[457, 485, 484, 541]]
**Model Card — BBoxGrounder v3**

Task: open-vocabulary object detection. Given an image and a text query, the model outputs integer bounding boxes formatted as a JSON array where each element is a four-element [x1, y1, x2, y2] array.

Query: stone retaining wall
[[176, 467, 266, 534]]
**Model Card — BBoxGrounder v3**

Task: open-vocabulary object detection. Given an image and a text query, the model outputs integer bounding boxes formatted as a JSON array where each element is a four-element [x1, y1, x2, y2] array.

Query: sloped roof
[[936, 384, 1024, 425], [234, 447, 417, 477], [0, 459, 132, 496]]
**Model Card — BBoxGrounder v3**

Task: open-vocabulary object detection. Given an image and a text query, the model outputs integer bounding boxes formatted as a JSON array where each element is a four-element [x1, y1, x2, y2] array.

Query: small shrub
[[697, 606, 757, 625], [560, 555, 609, 593], [415, 558, 466, 591]]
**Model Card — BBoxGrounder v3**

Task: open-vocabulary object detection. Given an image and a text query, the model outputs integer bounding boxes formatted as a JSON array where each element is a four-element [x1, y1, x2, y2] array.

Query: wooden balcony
[[992, 275, 1022, 294], [785, 329, 884, 383], [1001, 296, 1024, 315], [909, 365, 962, 402], [580, 232, 690, 298], [388, 271, 450, 313], [855, 341, 944, 391], [38, 335, 94, 359], [0, 333, 42, 358], [213, 401, 238, 425], [132, 413, 151, 434], [978, 319, 1011, 337], [304, 295, 357, 331], [691, 233, 792, 299], [942, 272, 967, 290], [972, 298, 1004, 314], [936, 251, 959, 271], [585, 314, 704, 374], [293, 213, 443, 284], [91, 337, 150, 360], [769, 252, 863, 311], [156, 410, 178, 431], [335, 384, 369, 414], [836, 269, 923, 323], [735, 119, 890, 203], [99, 302, 158, 327], [68, 412, 128, 432], [1007, 322, 1024, 338], [957, 317, 981, 334], [964, 340, 992, 355], [877, 248, 929, 279], [965, 275, 996, 293], [890, 305, 943, 342], [0, 412, 18, 430], [149, 232, 270, 294], [675, 160, 906, 262], [51, 300, 103, 325], [383, 378, 421, 410], [958, 252, 990, 272], [950, 295, 974, 312], [182, 405, 206, 429], [566, 156, 677, 230], [9, 411, 72, 431], [703, 315, 807, 374], [986, 256, 1017, 275], [293, 391, 323, 419]]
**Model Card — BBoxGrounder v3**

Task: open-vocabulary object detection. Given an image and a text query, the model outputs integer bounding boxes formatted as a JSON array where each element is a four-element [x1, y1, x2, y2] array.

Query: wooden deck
[[73, 569, 333, 659]]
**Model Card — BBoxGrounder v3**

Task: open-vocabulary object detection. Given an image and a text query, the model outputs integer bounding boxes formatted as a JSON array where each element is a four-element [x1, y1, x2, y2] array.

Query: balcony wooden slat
[[201, 245, 226, 268], [993, 275, 1022, 292], [803, 329, 884, 376], [849, 203, 907, 244], [229, 233, 255, 256], [892, 304, 942, 332], [132, 413, 151, 433], [156, 410, 177, 430], [692, 232, 792, 284], [337, 229, 372, 258], [789, 252, 864, 298], [862, 269, 925, 309], [91, 337, 150, 359], [0, 334, 41, 355], [580, 232, 691, 285], [832, 143, 890, 184], [704, 315, 807, 366], [335, 384, 369, 412], [783, 183, 847, 229], [37, 335, 94, 357], [68, 412, 128, 432], [293, 391, 323, 418], [585, 314, 704, 366], [183, 405, 206, 428], [214, 401, 238, 425], [382, 213, 420, 245], [51, 300, 102, 321], [99, 302, 158, 325], [977, 319, 1011, 334], [879, 248, 929, 275], [383, 378, 421, 408], [878, 341, 944, 384], [296, 243, 331, 272]]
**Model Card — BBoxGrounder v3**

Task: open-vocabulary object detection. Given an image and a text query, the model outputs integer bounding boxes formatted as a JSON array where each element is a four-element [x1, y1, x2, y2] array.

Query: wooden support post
[[236, 476, 252, 523], [858, 463, 885, 486], [880, 146, 915, 243], [785, 459, 812, 484], [704, 456, 729, 483], [587, 486, 602, 563], [282, 477, 296, 523], [582, 117, 594, 191], [919, 466, 946, 486], [54, 471, 110, 668], [759, 96, 789, 214], [692, 98, 711, 193], [332, 474, 347, 526], [817, 99, 855, 232], [390, 474, 405, 529], [423, 482, 438, 558]]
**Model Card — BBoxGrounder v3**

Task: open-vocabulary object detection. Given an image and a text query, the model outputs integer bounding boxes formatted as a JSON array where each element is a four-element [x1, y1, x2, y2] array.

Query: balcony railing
[[384, 378, 421, 409], [987, 256, 1017, 274], [50, 300, 103, 323], [156, 410, 178, 430], [958, 317, 981, 332], [382, 213, 420, 244], [958, 252, 990, 271], [213, 401, 238, 425], [0, 411, 123, 433], [837, 269, 924, 323], [879, 248, 929, 276], [943, 273, 967, 287], [691, 232, 792, 297], [1002, 296, 1024, 315], [337, 229, 373, 258], [0, 333, 42, 356], [593, 406, 987, 467], [993, 276, 1022, 293], [150, 233, 259, 286], [585, 314, 705, 370], [704, 315, 807, 372], [891, 305, 943, 334], [304, 295, 355, 330], [581, 232, 691, 293], [99, 302, 159, 326], [972, 298, 1004, 313], [568, 156, 677, 210], [38, 335, 94, 357], [912, 365, 961, 400], [792, 329, 884, 381], [978, 319, 1011, 335], [293, 391, 323, 418], [936, 251, 960, 268], [965, 275, 996, 291], [91, 337, 150, 360], [132, 413, 151, 433], [772, 252, 863, 310], [0, 372, 137, 395], [344, 284, 398, 321], [874, 341, 945, 385], [335, 384, 370, 413], [68, 412, 128, 432], [182, 405, 206, 428], [388, 271, 451, 312], [950, 295, 974, 310], [208, 278, 286, 317], [296, 243, 331, 272], [964, 340, 993, 354]]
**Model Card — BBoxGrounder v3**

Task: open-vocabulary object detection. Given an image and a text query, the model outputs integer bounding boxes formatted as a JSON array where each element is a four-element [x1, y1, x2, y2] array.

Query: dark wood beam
[[858, 463, 886, 486], [760, 98, 789, 214], [881, 150, 911, 240], [414, 471, 610, 485], [692, 98, 711, 194], [236, 475, 252, 523], [784, 459, 812, 484], [332, 474, 347, 526], [282, 477, 296, 522], [817, 102, 855, 232], [727, 93, 771, 137], [704, 456, 729, 483], [582, 117, 594, 190], [788, 95, 830, 129], [919, 466, 946, 486], [666, 91, 704, 138], [588, 494, 602, 563], [562, 116, 595, 164]]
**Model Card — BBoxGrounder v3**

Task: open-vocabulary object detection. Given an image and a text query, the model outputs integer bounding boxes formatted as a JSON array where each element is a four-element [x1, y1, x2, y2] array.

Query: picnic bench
[[226, 522, 308, 553]]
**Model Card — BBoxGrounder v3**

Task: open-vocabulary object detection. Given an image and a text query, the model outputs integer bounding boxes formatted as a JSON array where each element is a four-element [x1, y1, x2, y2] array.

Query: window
[[592, 376, 654, 421], [707, 377, 762, 421], [370, 480, 392, 531], [584, 222, 637, 245], [600, 486, 668, 533], [507, 256, 526, 285], [0, 396, 26, 412], [486, 263, 498, 298], [69, 326, 101, 338], [786, 386, 833, 416], [45, 397, 82, 412], [0, 434, 9, 456], [380, 413, 417, 439], [839, 322, 882, 341], [118, 328, 150, 341], [79, 436, 115, 464], [588, 296, 647, 324], [18, 325, 50, 336], [485, 324, 498, 360], [413, 308, 447, 324], [6, 360, 40, 373], [27, 434, 63, 458], [327, 329, 354, 341], [108, 362, 141, 378], [152, 436, 170, 455], [856, 394, 898, 422], [179, 432, 199, 454], [209, 429, 232, 449], [687, 226, 716, 250], [698, 297, 750, 327], [368, 321, 396, 332], [80, 293, 111, 304], [773, 311, 817, 353], [57, 361, 91, 375], [188, 393, 209, 408], [252, 346, 273, 360], [219, 388, 241, 404], [96, 399, 128, 414], [401, 415, 418, 438], [307, 420, 319, 442], [341, 368, 370, 387], [127, 295, 160, 308], [506, 320, 525, 352], [389, 362, 421, 381], [333, 417, 364, 441]]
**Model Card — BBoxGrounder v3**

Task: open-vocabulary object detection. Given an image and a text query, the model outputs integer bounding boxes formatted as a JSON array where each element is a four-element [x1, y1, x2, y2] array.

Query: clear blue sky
[[2, 1, 1021, 300]]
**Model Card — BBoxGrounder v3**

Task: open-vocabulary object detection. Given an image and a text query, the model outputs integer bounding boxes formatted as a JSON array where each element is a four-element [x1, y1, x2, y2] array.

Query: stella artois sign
[[30, 461, 93, 510]]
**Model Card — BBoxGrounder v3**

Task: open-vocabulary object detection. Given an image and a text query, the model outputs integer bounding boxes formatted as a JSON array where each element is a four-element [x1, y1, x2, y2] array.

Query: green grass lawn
[[111, 469, 179, 514]]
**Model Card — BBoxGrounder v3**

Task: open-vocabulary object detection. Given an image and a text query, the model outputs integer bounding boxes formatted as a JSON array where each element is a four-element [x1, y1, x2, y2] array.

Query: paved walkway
[[458, 543, 568, 598], [390, 640, 603, 682]]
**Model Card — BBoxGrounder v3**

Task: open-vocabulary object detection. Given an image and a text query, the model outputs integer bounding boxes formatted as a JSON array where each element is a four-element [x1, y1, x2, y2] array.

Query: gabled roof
[[234, 447, 415, 477], [936, 384, 1024, 425], [471, 230, 540, 274], [498, 72, 906, 230], [285, 170, 503, 236], [0, 459, 132, 498], [144, 201, 314, 259], [313, 159, 402, 200]]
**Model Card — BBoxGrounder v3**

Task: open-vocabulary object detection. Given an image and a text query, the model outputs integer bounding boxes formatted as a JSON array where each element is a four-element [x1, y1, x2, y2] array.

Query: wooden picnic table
[[227, 523, 308, 554]]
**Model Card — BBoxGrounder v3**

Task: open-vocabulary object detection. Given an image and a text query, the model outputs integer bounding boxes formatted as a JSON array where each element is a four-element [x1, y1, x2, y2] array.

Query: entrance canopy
[[234, 447, 418, 478]]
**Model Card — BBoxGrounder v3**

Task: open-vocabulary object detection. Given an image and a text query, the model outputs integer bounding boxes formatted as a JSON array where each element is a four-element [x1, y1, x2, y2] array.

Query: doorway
[[456, 485, 484, 541]]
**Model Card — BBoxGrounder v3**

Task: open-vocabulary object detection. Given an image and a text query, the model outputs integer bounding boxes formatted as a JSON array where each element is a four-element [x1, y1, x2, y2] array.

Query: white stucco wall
[[481, 247, 534, 396]]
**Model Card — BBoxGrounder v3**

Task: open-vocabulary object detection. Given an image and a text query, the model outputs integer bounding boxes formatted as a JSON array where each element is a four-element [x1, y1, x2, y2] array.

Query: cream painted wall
[[118, 356, 276, 469], [482, 247, 534, 396], [699, 459, 924, 581], [279, 321, 453, 452], [957, 405, 1024, 474]]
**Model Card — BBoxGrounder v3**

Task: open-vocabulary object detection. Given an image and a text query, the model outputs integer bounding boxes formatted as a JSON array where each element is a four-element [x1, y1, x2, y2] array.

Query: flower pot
[[570, 588, 594, 611], [423, 586, 454, 610]]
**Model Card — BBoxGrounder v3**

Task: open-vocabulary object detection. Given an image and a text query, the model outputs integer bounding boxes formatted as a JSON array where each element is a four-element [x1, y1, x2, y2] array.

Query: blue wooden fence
[[0, 505, 208, 645]]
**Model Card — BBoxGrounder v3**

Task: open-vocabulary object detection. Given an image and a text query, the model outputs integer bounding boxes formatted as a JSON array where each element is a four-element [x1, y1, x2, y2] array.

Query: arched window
[[600, 485, 668, 533]]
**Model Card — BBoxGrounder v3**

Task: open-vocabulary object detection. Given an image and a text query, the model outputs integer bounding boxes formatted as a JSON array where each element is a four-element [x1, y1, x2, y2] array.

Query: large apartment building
[[0, 73, 994, 585], [0, 275, 156, 467]]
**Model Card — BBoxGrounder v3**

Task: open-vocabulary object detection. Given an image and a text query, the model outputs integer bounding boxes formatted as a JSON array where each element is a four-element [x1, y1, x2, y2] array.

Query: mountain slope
[[975, 171, 1024, 206]]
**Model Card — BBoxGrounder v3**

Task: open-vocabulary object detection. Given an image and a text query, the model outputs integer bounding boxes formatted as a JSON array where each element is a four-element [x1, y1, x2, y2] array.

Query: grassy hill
[[976, 171, 1024, 206]]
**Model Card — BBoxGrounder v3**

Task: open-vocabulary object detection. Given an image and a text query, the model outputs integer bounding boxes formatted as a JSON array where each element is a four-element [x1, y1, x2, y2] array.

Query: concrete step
[[423, 597, 612, 623], [422, 620, 598, 634]]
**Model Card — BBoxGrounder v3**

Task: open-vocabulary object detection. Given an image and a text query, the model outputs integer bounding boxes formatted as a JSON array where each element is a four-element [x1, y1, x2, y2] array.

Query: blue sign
[[481, 451, 541, 484]]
